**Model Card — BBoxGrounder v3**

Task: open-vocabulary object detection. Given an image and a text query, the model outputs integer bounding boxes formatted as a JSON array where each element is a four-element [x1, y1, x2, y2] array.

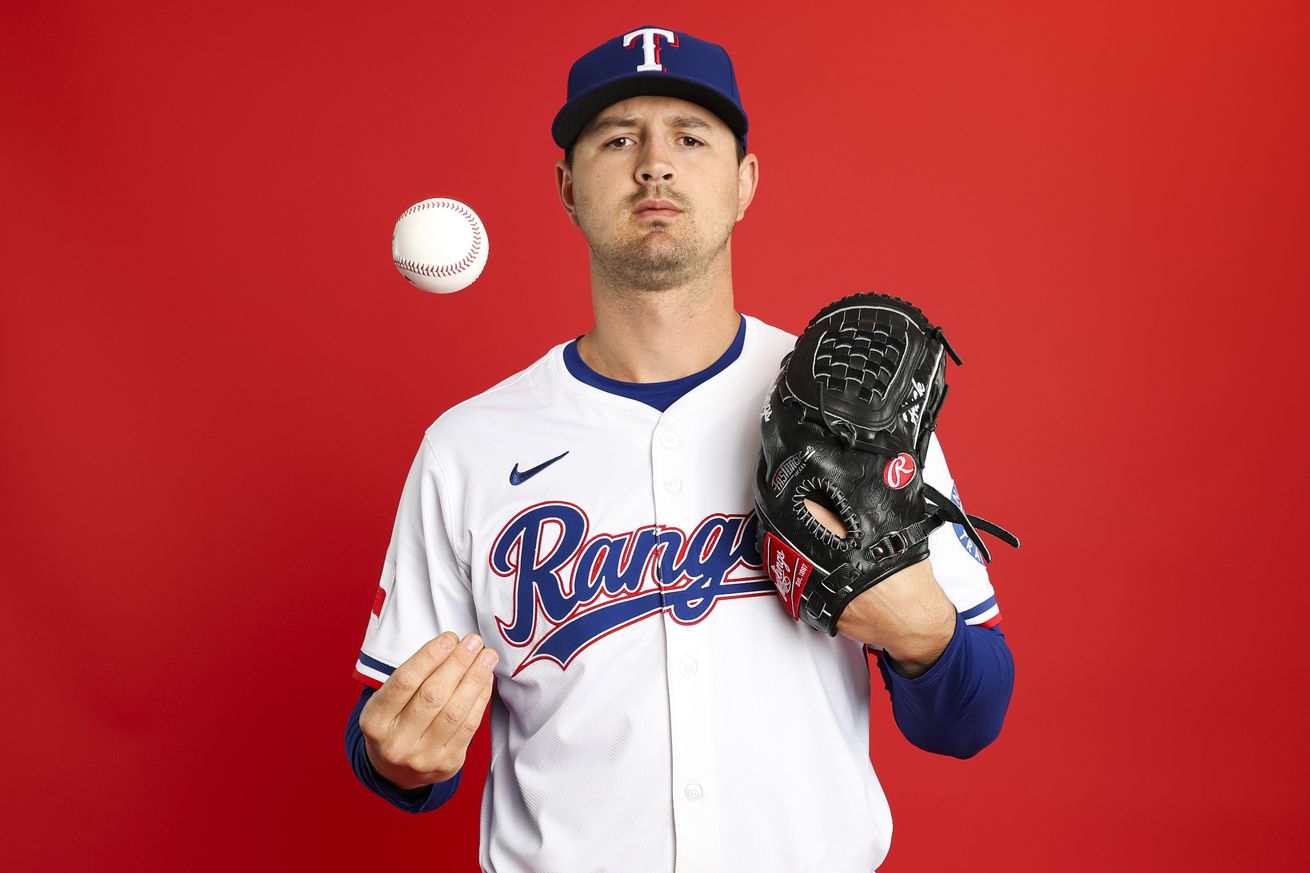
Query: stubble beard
[[583, 203, 735, 293]]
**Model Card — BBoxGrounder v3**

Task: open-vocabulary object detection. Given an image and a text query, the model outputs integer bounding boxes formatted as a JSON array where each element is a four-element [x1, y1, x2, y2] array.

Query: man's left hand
[[835, 559, 957, 679]]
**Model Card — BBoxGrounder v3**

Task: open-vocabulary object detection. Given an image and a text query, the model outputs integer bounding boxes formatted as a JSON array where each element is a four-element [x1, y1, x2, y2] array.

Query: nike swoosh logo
[[509, 451, 569, 486]]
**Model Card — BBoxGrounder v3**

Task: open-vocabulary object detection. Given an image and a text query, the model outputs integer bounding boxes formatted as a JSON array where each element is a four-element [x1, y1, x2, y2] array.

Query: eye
[[604, 136, 634, 149], [678, 136, 704, 148]]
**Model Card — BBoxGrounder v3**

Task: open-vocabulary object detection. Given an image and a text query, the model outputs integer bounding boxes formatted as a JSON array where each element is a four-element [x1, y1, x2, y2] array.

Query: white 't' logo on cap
[[623, 27, 679, 72]]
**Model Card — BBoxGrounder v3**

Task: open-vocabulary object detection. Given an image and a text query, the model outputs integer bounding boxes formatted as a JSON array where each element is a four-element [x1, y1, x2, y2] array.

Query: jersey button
[[679, 656, 698, 677], [659, 432, 681, 449], [664, 477, 682, 493], [684, 782, 704, 801]]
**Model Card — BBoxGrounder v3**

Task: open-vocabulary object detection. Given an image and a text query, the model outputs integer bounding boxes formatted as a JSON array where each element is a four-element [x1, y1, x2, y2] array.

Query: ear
[[555, 159, 580, 228], [735, 153, 759, 222]]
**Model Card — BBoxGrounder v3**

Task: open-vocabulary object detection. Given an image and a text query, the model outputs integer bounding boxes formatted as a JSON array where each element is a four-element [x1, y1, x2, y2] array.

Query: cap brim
[[552, 74, 748, 150]]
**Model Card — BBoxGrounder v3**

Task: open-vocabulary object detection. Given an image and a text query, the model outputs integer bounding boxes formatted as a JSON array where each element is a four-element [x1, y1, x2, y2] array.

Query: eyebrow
[[588, 114, 716, 135]]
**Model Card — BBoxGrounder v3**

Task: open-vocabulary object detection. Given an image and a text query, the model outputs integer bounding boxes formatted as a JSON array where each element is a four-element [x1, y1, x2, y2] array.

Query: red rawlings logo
[[763, 533, 814, 621], [883, 453, 917, 489]]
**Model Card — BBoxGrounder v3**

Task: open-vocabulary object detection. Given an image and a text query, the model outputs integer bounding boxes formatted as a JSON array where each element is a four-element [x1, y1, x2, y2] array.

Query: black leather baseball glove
[[754, 292, 1019, 636]]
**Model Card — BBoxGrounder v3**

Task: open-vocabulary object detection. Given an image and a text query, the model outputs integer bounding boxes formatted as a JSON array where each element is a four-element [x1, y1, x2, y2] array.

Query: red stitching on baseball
[[395, 199, 483, 278]]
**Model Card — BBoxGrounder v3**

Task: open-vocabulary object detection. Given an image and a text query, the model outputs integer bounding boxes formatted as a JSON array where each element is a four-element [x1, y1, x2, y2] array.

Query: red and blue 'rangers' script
[[491, 502, 775, 674]]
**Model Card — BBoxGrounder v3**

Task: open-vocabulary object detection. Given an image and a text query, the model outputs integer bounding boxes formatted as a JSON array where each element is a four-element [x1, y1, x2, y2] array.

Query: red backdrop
[[3, 1, 1307, 869]]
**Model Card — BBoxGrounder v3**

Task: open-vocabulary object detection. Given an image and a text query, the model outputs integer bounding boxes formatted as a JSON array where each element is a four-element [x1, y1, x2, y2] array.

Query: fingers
[[358, 631, 500, 788], [400, 634, 496, 741], [423, 646, 497, 753], [363, 632, 461, 725]]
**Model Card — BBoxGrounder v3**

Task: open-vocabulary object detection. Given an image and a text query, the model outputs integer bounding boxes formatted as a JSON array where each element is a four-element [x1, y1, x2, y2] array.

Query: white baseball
[[391, 198, 489, 294]]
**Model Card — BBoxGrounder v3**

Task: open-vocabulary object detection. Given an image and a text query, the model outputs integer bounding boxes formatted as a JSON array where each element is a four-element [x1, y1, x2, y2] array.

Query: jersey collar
[[560, 315, 746, 412]]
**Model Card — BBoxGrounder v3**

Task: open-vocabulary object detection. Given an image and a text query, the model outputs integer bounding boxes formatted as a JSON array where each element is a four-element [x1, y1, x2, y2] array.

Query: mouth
[[634, 199, 684, 218]]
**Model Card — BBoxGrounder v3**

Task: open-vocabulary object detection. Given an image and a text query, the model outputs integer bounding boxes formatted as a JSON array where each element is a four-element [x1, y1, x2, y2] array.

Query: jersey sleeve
[[874, 612, 1014, 758], [920, 433, 1002, 628], [352, 435, 478, 688]]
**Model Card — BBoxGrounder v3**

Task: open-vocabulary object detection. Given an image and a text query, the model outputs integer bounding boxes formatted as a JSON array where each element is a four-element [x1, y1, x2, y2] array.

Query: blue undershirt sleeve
[[875, 611, 1014, 759], [344, 685, 461, 813]]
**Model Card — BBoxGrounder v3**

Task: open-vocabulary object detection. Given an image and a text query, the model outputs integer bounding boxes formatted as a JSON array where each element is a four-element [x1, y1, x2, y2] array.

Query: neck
[[578, 244, 740, 383]]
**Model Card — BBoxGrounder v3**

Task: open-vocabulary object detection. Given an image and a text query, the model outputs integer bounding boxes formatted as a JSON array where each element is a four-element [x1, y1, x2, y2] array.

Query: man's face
[[556, 95, 758, 291]]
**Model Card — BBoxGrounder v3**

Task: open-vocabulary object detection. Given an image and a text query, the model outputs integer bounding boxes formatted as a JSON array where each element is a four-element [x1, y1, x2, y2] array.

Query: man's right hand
[[359, 632, 499, 791]]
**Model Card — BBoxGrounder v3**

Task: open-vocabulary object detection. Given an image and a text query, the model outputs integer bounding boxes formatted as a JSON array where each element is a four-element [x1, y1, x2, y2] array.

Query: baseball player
[[345, 26, 1014, 873]]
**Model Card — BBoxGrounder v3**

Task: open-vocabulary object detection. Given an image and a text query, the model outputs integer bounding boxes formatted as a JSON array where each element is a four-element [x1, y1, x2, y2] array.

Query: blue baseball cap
[[552, 26, 749, 152]]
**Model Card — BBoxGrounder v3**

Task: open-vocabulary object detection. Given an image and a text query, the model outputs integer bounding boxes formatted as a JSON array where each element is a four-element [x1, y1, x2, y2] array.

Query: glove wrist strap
[[922, 483, 1022, 563], [865, 517, 940, 561]]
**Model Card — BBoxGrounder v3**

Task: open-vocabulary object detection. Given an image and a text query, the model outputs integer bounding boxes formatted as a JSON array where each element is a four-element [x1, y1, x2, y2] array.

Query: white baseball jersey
[[353, 314, 999, 873]]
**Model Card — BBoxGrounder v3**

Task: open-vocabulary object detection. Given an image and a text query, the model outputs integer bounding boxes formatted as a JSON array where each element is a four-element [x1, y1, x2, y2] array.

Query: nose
[[635, 138, 675, 185]]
